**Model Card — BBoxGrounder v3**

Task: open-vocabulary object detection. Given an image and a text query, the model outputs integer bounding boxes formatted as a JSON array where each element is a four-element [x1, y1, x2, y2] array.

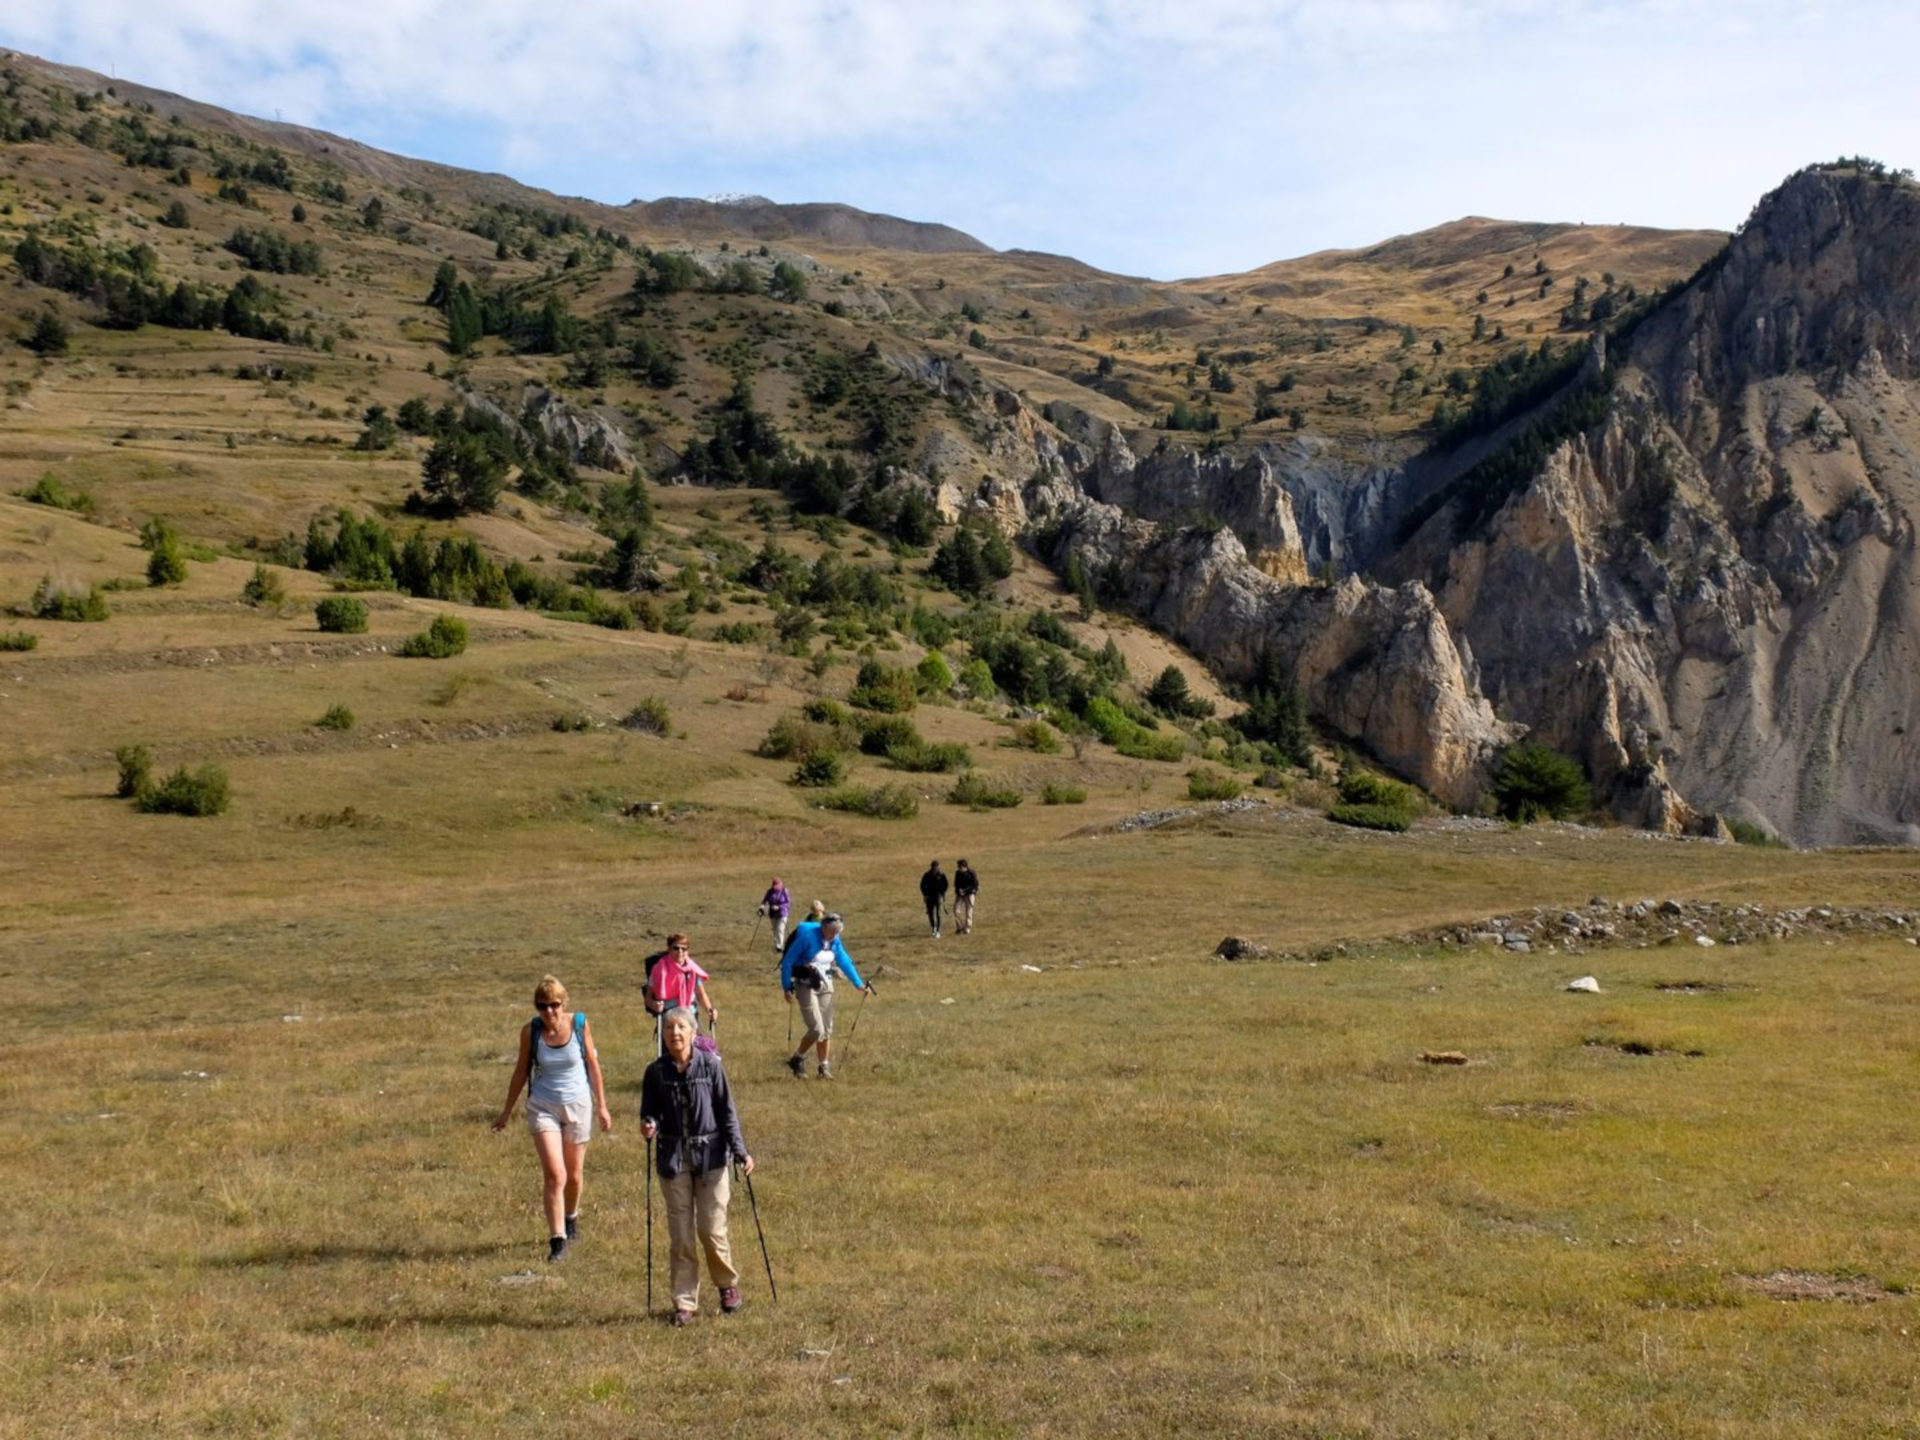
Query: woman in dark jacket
[[641, 1006, 755, 1324]]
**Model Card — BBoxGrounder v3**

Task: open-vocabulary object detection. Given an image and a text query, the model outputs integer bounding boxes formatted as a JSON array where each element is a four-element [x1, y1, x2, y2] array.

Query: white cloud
[[3, 1, 1918, 274]]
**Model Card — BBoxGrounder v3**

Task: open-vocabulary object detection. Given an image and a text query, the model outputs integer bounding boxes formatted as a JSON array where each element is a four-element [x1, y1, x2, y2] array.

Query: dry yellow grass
[[5, 491, 1920, 1436]]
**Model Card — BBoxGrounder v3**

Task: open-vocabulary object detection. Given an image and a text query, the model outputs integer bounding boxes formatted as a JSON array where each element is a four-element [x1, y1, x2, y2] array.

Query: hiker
[[805, 898, 827, 924], [647, 933, 717, 1046], [779, 910, 867, 1079], [919, 859, 949, 938], [641, 1006, 754, 1324], [758, 878, 792, 954], [491, 974, 613, 1263], [953, 858, 979, 935]]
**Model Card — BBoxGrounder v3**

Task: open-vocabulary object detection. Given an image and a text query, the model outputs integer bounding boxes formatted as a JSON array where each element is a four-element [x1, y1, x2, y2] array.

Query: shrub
[[551, 711, 593, 733], [712, 621, 764, 644], [814, 784, 919, 819], [759, 711, 842, 761], [1114, 728, 1186, 763], [146, 535, 188, 587], [399, 614, 469, 658], [1187, 767, 1245, 801], [916, 650, 954, 695], [115, 744, 153, 798], [315, 596, 368, 633], [315, 704, 355, 731], [31, 577, 109, 622], [888, 740, 973, 773], [846, 658, 918, 713], [241, 564, 286, 607], [1489, 743, 1590, 822], [1041, 781, 1087, 805], [621, 696, 672, 736], [136, 763, 230, 816], [1727, 817, 1787, 849], [1338, 768, 1420, 811], [21, 474, 93, 513], [1328, 802, 1412, 832], [859, 714, 922, 756], [803, 698, 854, 727], [0, 630, 38, 651], [948, 772, 1022, 809], [791, 751, 846, 787], [1004, 720, 1062, 754]]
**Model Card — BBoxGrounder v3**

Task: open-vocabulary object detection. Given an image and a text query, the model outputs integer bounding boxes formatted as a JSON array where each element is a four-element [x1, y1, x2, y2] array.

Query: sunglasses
[[535, 1001, 563, 1011]]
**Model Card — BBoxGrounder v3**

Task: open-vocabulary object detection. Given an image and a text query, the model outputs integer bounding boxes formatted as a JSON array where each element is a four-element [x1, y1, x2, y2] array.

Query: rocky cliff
[[1384, 166, 1920, 846]]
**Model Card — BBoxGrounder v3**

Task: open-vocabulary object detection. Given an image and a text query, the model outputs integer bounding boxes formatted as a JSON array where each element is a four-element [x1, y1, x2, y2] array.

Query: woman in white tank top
[[491, 973, 613, 1262]]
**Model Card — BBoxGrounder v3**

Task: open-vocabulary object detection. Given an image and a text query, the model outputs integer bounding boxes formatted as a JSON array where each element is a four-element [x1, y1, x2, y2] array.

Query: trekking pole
[[840, 983, 873, 1068], [740, 1163, 778, 1303], [748, 910, 764, 954], [645, 1133, 655, 1317]]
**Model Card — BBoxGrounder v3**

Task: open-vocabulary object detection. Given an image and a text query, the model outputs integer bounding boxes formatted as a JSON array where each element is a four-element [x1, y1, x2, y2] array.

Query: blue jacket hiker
[[779, 912, 866, 1080]]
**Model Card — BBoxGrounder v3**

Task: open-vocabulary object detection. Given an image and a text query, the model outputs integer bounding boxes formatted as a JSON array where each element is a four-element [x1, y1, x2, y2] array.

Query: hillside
[[11, 48, 1899, 849]]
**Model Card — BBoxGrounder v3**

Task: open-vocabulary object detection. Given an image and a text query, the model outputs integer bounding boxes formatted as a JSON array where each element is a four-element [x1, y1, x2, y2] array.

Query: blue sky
[[4, 1, 1917, 279]]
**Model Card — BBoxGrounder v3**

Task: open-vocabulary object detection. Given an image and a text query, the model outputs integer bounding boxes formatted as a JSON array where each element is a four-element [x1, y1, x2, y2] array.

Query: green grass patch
[[812, 782, 919, 817]]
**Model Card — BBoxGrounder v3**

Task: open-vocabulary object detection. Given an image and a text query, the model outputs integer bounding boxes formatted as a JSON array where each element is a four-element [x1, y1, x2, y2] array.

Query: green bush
[[1041, 781, 1087, 805], [146, 536, 188, 587], [888, 740, 973, 774], [791, 751, 846, 787], [551, 711, 593, 733], [814, 783, 919, 819], [846, 658, 918, 713], [621, 696, 672, 736], [1488, 743, 1590, 822], [20, 473, 93, 514], [136, 763, 230, 816], [241, 564, 286, 607], [1328, 802, 1413, 832], [803, 698, 854, 727], [1114, 728, 1186, 763], [955, 658, 997, 700], [916, 650, 954, 695], [758, 711, 842, 761], [1004, 720, 1062, 753], [115, 744, 153, 799], [711, 621, 764, 644], [314, 596, 368, 633], [30, 577, 109, 622], [399, 613, 469, 658], [1726, 817, 1787, 849], [316, 704, 356, 731], [948, 772, 1022, 809], [1187, 767, 1245, 801], [859, 714, 922, 756], [0, 630, 38, 652], [1338, 768, 1420, 811]]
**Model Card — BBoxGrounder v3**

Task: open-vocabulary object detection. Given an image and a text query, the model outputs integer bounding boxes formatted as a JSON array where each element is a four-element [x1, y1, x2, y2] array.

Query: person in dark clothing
[[920, 860, 949, 938], [641, 1007, 755, 1324], [952, 858, 979, 935]]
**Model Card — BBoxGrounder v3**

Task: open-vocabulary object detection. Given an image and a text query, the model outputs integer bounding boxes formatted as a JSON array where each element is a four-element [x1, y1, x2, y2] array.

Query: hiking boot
[[786, 1054, 805, 1078], [670, 1308, 696, 1327], [720, 1286, 742, 1314], [816, 1062, 834, 1080], [565, 1214, 578, 1241], [548, 1236, 569, 1263]]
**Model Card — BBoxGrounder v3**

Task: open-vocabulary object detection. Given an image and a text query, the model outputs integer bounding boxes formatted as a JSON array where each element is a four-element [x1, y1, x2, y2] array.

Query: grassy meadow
[[5, 496, 1920, 1437]]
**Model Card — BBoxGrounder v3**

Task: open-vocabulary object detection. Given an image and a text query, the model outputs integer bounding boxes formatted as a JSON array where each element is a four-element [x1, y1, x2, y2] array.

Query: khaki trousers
[[662, 1165, 738, 1312], [954, 895, 975, 933], [797, 982, 836, 1045]]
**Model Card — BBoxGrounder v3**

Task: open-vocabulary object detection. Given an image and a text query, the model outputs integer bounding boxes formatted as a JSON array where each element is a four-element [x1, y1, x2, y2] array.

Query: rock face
[[1023, 468, 1514, 806], [1396, 167, 1920, 846]]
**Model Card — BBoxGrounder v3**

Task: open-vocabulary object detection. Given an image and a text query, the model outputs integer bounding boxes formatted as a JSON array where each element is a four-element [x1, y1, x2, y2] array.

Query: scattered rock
[[1694, 934, 1718, 947], [1019, 964, 1043, 973], [1735, 1270, 1890, 1303], [1504, 937, 1532, 954], [1213, 936, 1270, 961], [1566, 976, 1602, 993]]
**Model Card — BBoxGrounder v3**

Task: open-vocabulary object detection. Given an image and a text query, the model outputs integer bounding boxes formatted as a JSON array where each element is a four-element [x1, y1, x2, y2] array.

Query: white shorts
[[527, 1096, 593, 1145]]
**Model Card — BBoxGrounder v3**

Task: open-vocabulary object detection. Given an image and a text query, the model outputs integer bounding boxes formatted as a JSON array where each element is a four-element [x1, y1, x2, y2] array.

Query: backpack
[[528, 1010, 586, 1077]]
